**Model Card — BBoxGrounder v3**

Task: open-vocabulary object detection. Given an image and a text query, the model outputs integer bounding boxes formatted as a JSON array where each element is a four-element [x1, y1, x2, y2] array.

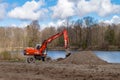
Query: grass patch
[[0, 50, 25, 62], [0, 51, 11, 60]]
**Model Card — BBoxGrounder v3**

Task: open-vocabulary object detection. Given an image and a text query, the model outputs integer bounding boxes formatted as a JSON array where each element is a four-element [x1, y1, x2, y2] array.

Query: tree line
[[0, 17, 120, 52]]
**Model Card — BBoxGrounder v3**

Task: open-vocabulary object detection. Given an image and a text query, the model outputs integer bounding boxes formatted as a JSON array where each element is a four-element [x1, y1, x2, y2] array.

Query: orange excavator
[[23, 29, 71, 63]]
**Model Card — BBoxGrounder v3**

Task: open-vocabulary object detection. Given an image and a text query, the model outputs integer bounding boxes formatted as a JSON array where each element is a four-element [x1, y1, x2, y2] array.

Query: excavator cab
[[35, 44, 41, 50]]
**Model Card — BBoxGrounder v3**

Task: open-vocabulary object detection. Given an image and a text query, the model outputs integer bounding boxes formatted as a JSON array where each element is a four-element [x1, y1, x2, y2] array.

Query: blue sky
[[0, 0, 120, 28]]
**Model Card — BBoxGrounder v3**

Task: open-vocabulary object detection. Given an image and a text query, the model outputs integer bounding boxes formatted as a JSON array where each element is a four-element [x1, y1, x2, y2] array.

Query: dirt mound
[[58, 51, 107, 65]]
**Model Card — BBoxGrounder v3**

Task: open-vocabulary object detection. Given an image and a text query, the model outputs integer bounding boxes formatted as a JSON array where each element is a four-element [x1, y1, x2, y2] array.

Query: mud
[[58, 51, 107, 64], [0, 51, 120, 80]]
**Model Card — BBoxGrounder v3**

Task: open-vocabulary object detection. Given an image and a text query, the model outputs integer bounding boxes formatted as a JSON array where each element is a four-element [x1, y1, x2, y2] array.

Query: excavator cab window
[[36, 44, 41, 50]]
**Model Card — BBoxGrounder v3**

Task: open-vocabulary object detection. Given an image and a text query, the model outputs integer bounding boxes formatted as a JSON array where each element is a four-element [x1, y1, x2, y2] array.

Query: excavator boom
[[39, 29, 69, 55]]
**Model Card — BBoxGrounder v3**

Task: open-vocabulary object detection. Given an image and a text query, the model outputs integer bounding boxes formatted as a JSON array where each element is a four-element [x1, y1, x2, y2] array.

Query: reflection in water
[[94, 51, 120, 63]]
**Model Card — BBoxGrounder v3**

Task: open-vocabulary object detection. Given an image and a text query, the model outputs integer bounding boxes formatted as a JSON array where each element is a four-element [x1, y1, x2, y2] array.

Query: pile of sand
[[58, 51, 107, 65]]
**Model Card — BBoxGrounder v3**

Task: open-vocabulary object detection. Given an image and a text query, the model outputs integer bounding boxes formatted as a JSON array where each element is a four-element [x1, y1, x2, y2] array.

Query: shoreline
[[48, 48, 120, 51]]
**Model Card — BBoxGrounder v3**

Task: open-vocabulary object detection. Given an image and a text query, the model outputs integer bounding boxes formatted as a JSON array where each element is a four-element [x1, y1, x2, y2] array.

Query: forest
[[0, 16, 120, 52]]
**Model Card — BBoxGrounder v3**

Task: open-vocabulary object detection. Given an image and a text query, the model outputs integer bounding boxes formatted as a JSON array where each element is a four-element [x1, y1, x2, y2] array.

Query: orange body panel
[[25, 47, 41, 55]]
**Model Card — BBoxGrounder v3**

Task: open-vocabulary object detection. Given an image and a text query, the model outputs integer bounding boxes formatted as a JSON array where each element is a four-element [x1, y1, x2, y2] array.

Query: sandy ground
[[0, 51, 120, 80]]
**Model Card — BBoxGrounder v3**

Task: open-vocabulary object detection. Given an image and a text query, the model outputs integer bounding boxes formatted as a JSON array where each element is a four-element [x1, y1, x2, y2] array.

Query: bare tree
[[26, 20, 40, 47]]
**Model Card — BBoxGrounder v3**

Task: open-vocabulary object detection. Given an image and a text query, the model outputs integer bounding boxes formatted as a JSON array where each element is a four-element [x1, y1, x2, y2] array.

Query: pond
[[94, 51, 120, 63], [47, 51, 120, 63], [47, 50, 66, 59]]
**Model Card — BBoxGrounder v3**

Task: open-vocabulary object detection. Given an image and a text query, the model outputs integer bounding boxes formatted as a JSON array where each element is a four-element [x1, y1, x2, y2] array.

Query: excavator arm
[[39, 29, 69, 55]]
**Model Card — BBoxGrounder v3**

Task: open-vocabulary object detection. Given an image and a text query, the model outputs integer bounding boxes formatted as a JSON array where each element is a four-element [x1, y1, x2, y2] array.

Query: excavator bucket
[[66, 53, 71, 58], [65, 49, 71, 58]]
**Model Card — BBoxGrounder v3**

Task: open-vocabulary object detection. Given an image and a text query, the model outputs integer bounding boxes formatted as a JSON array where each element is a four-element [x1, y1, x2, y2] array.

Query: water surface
[[47, 51, 120, 63], [94, 51, 120, 63]]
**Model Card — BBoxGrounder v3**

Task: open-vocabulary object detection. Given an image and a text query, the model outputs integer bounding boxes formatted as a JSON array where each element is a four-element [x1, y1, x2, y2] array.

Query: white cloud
[[0, 2, 8, 19], [40, 22, 57, 30], [48, 22, 56, 27], [19, 22, 29, 28], [76, 0, 99, 16], [8, 0, 48, 20], [76, 0, 120, 17], [10, 22, 29, 28], [104, 15, 120, 24], [56, 20, 66, 26], [41, 20, 66, 29], [98, 0, 120, 16], [10, 24, 17, 27], [51, 0, 75, 19], [51, 0, 120, 19]]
